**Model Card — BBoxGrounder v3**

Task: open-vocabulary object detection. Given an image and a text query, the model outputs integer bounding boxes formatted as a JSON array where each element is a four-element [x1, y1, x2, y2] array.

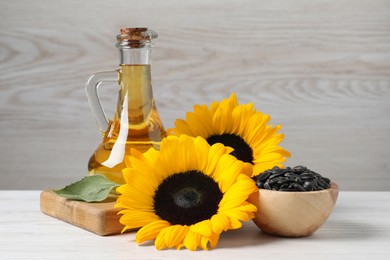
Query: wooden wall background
[[0, 0, 389, 190]]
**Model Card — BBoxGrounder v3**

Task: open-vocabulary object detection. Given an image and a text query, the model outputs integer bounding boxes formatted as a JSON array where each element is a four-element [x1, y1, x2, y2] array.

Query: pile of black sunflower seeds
[[252, 166, 331, 192]]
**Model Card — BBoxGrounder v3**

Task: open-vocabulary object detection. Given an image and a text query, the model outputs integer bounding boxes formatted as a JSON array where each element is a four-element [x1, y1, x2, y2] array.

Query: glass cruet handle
[[85, 71, 118, 133]]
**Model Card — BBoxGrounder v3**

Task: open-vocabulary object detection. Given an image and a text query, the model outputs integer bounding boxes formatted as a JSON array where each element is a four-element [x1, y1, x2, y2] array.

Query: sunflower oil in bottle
[[85, 28, 166, 184]]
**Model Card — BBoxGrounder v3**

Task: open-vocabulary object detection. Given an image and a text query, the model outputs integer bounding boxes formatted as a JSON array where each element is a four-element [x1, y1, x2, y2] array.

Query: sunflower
[[167, 93, 291, 175], [115, 135, 258, 251]]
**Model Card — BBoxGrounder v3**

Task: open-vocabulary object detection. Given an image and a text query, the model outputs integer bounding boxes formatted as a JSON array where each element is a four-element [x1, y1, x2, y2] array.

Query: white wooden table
[[0, 191, 389, 259]]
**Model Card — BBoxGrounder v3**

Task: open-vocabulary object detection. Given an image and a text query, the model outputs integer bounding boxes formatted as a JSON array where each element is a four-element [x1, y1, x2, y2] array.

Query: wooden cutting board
[[40, 189, 124, 236]]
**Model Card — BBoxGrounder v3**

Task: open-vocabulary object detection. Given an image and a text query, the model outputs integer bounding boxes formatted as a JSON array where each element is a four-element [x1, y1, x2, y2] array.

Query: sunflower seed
[[286, 176, 296, 182], [295, 177, 303, 184], [300, 172, 313, 178], [292, 165, 307, 173], [293, 183, 306, 191], [258, 171, 271, 183], [269, 172, 285, 179], [318, 179, 330, 189], [303, 181, 314, 191], [253, 165, 332, 192], [269, 176, 284, 185], [264, 182, 271, 190], [257, 181, 264, 189], [288, 182, 296, 189], [285, 172, 297, 177]]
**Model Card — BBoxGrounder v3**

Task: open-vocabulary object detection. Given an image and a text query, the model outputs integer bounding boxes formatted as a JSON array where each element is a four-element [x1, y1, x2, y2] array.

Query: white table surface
[[1, 191, 389, 259]]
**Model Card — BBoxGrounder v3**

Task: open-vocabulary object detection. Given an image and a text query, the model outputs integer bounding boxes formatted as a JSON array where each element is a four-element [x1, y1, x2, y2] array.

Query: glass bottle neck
[[115, 28, 156, 65], [118, 47, 152, 65]]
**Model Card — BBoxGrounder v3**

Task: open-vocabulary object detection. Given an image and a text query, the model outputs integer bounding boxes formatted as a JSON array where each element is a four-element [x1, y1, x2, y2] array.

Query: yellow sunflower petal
[[225, 92, 239, 111], [121, 164, 160, 197], [159, 136, 183, 174], [155, 225, 189, 250], [169, 225, 189, 250], [205, 143, 232, 177], [132, 148, 163, 172], [255, 146, 291, 158], [183, 230, 202, 251], [193, 136, 210, 173], [232, 103, 256, 134], [159, 135, 201, 174], [212, 108, 231, 135], [185, 112, 207, 137], [200, 236, 210, 250], [116, 184, 155, 209], [121, 168, 139, 185], [212, 155, 250, 192], [115, 193, 154, 211], [209, 231, 220, 249], [119, 171, 156, 198], [185, 106, 214, 138], [210, 101, 220, 115], [210, 213, 231, 233], [212, 106, 227, 135], [210, 93, 240, 134], [190, 220, 212, 237], [115, 183, 130, 196], [229, 218, 243, 229], [124, 155, 132, 168], [193, 104, 214, 136], [252, 126, 283, 150], [171, 118, 195, 136], [124, 148, 161, 178], [179, 135, 199, 171], [243, 113, 270, 145], [136, 220, 171, 244], [221, 203, 257, 221], [118, 210, 160, 230], [219, 174, 258, 212], [253, 162, 284, 175]]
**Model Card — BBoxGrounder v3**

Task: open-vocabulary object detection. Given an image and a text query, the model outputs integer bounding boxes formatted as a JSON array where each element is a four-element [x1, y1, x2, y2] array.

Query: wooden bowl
[[248, 182, 339, 237]]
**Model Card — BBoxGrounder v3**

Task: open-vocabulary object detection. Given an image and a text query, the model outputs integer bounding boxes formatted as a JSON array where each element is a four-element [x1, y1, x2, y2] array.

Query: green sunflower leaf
[[53, 175, 120, 202]]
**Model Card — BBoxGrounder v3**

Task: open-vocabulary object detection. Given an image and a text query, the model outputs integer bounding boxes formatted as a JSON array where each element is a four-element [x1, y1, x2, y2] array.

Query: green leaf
[[53, 175, 120, 202]]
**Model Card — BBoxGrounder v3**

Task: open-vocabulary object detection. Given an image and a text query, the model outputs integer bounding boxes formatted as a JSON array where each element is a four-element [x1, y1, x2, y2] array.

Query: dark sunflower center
[[174, 187, 201, 208], [207, 134, 254, 164], [154, 170, 223, 225]]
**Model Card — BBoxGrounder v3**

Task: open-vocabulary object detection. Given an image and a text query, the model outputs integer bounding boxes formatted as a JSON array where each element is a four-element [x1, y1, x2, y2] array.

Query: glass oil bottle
[[85, 28, 166, 183]]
